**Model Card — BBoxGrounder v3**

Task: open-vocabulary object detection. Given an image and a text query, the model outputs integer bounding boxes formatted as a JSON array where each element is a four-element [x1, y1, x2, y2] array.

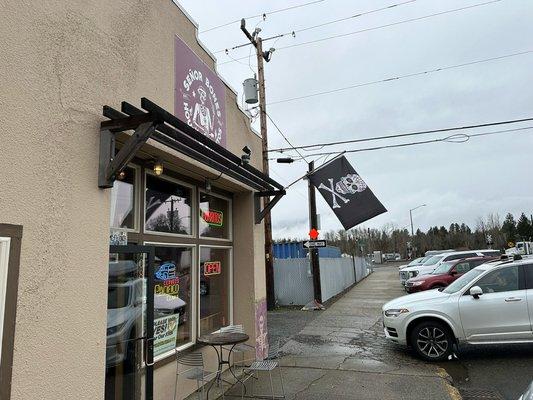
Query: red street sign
[[309, 228, 319, 240]]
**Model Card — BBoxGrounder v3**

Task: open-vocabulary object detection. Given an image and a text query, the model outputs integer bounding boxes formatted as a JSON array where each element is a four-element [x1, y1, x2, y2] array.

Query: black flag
[[308, 156, 387, 230]]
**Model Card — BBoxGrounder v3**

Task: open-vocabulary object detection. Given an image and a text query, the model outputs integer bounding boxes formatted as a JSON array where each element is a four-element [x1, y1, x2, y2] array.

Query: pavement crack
[[291, 370, 328, 399]]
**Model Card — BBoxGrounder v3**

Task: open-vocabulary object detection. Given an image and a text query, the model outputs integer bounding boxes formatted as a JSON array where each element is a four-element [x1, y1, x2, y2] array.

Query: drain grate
[[460, 388, 505, 400]]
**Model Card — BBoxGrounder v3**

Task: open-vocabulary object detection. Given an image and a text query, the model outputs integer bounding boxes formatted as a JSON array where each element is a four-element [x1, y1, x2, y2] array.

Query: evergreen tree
[[516, 213, 532, 240], [501, 213, 517, 243]]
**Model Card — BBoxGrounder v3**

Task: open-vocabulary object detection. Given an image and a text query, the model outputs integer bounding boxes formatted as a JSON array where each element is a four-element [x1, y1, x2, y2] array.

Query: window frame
[[0, 224, 22, 400], [198, 189, 233, 242], [144, 241, 197, 361], [197, 244, 234, 336], [524, 263, 533, 289], [466, 265, 525, 294], [143, 170, 197, 239], [109, 164, 141, 233], [0, 237, 10, 364]]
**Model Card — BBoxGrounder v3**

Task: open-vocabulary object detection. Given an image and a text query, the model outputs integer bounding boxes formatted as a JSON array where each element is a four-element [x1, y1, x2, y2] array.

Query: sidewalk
[[221, 265, 460, 400]]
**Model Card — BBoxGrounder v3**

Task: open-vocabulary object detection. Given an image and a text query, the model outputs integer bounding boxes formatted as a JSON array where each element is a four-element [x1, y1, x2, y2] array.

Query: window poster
[[153, 314, 179, 357]]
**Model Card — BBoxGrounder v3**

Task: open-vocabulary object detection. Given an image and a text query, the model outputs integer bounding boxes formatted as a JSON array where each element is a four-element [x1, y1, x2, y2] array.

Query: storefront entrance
[[105, 245, 155, 400]]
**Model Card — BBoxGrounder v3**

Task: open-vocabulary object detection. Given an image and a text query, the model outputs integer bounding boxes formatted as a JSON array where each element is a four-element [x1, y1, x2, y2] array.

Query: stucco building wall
[[0, 1, 266, 399]]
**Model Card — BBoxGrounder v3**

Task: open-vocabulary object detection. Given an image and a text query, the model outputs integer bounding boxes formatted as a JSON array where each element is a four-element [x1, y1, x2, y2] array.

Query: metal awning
[[98, 97, 285, 223]]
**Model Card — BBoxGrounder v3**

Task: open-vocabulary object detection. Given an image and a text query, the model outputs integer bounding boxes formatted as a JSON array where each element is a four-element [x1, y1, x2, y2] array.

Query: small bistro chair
[[174, 351, 219, 400], [245, 340, 285, 399]]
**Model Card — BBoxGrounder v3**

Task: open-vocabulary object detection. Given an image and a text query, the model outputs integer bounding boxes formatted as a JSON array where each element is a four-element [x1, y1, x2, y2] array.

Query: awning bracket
[[255, 190, 286, 224], [98, 117, 158, 188]]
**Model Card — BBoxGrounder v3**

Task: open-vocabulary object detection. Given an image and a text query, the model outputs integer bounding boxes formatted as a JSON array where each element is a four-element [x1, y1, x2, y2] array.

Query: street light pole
[[409, 204, 427, 236]]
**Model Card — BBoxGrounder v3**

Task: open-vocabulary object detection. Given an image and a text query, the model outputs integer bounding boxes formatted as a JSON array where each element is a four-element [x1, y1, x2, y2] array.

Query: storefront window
[[153, 246, 193, 355], [199, 247, 231, 335], [145, 174, 192, 236], [110, 167, 136, 230], [199, 192, 230, 239]]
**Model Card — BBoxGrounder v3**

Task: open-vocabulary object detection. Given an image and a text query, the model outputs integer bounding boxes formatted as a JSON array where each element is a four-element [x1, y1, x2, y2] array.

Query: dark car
[[405, 256, 496, 293]]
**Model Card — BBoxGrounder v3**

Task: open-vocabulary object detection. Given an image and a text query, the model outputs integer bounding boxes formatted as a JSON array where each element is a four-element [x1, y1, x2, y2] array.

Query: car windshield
[[432, 261, 455, 275], [443, 269, 484, 294], [408, 257, 423, 266], [108, 285, 131, 309], [422, 255, 442, 266]]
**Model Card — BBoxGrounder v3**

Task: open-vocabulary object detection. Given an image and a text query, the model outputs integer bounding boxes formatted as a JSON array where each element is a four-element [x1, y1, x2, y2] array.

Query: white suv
[[383, 257, 533, 361], [399, 250, 500, 284]]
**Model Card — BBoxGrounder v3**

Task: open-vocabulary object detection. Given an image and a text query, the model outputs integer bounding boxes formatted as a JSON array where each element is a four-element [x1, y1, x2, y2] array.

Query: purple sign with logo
[[174, 35, 227, 147]]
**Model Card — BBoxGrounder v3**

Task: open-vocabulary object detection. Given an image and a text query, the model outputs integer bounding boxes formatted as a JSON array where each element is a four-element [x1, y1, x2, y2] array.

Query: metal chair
[[245, 340, 285, 399], [175, 351, 219, 400]]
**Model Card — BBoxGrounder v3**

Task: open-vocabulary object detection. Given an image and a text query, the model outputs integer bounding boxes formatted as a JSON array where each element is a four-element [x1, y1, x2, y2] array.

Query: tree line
[[275, 212, 533, 258]]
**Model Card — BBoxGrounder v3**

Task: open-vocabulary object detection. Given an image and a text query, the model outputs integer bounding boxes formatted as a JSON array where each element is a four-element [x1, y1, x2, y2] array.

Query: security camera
[[241, 146, 251, 165]]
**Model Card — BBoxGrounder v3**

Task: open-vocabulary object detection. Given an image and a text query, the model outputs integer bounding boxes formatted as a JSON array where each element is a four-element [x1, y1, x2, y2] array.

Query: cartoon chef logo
[[181, 68, 224, 145]]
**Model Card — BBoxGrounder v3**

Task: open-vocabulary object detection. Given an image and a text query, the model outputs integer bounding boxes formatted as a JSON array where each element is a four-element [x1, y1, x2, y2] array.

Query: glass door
[[105, 245, 154, 400]]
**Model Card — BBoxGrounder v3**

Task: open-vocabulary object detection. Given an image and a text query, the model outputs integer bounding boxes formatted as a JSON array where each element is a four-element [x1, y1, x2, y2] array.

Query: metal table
[[198, 332, 250, 399]]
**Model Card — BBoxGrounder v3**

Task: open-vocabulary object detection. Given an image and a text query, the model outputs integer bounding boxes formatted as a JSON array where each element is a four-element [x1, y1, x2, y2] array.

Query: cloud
[[178, 0, 533, 238]]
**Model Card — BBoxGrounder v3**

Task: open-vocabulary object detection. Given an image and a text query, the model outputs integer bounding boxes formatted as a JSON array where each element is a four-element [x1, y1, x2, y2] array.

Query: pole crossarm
[[98, 98, 285, 221]]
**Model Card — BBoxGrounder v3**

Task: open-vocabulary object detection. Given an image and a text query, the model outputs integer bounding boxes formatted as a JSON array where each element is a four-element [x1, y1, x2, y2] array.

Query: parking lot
[[267, 263, 532, 400]]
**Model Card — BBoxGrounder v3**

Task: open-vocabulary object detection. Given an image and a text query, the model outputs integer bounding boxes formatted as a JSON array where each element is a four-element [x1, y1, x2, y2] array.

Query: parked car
[[398, 256, 429, 271], [519, 380, 533, 400], [383, 257, 533, 361], [405, 256, 496, 293], [400, 250, 501, 283], [424, 249, 455, 257], [399, 253, 446, 285]]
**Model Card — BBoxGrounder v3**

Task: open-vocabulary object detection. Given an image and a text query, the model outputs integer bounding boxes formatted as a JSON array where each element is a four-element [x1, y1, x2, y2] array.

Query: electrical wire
[[200, 0, 326, 34], [274, 126, 533, 161], [266, 49, 533, 106], [215, 0, 416, 54], [266, 113, 310, 163], [218, 0, 502, 65], [269, 115, 533, 153]]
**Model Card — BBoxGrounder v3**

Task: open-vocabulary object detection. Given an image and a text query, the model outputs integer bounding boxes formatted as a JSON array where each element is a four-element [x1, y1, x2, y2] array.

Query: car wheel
[[410, 321, 453, 362]]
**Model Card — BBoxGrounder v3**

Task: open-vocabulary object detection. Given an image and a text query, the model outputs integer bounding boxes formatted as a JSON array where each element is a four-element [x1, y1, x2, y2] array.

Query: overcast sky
[[177, 0, 533, 239]]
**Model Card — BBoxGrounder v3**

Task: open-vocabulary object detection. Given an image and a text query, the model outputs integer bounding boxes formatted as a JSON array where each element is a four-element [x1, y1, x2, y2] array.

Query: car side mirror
[[470, 286, 483, 299]]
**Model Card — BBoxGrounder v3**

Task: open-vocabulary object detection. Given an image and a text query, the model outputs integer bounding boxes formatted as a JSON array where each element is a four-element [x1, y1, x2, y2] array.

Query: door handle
[[145, 337, 155, 366], [504, 297, 522, 302]]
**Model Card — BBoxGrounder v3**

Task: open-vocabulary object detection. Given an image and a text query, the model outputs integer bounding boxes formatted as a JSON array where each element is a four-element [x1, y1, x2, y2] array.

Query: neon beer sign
[[201, 209, 223, 227], [203, 261, 221, 276]]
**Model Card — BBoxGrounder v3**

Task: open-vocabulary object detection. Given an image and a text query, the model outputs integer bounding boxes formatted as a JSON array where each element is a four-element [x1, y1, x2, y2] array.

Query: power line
[[269, 115, 533, 153], [215, 0, 417, 54], [274, 126, 533, 160], [218, 0, 502, 65], [267, 49, 533, 106], [266, 113, 310, 162], [200, 0, 326, 34]]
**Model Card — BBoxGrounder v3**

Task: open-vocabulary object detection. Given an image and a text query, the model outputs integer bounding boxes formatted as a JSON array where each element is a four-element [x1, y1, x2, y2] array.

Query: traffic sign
[[309, 228, 319, 240], [303, 240, 327, 249]]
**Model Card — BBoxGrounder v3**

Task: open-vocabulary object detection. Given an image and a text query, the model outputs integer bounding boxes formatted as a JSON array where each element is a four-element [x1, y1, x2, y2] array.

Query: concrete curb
[[437, 366, 463, 400]]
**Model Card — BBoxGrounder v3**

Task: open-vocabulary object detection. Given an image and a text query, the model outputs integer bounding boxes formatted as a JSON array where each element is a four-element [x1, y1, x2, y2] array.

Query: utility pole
[[308, 161, 322, 303], [241, 19, 276, 310]]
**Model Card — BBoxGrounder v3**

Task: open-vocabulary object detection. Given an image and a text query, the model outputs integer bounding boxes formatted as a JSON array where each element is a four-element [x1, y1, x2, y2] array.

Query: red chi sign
[[201, 209, 223, 227], [204, 261, 221, 276]]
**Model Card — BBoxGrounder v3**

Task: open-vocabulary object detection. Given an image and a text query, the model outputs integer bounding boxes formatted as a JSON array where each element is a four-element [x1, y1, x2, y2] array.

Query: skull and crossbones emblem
[[318, 174, 367, 209]]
